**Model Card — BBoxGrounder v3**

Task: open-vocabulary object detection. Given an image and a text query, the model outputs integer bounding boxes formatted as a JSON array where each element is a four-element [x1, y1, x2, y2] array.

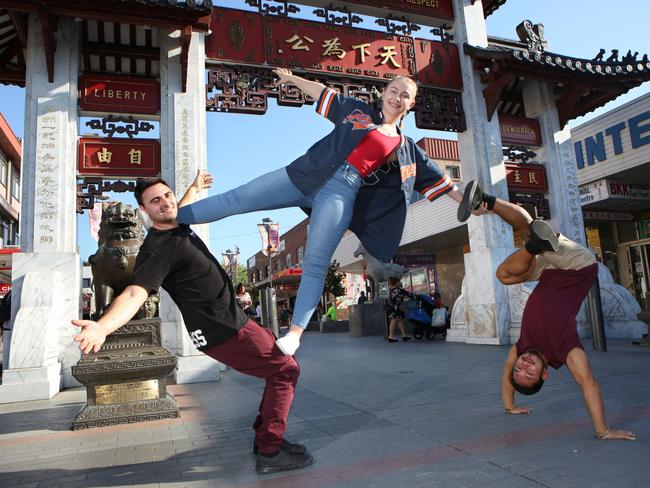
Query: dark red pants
[[203, 319, 300, 454]]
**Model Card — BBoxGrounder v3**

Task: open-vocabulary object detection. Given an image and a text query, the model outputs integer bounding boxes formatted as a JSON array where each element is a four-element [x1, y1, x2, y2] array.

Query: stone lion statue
[[89, 202, 157, 319]]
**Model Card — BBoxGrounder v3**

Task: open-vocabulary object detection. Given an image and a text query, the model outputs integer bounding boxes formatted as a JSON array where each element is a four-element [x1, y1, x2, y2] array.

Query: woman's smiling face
[[382, 78, 417, 118]]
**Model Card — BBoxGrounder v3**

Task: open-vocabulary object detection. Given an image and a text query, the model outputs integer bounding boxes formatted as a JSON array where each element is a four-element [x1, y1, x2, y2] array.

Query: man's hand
[[505, 406, 533, 414], [597, 428, 636, 441], [72, 319, 107, 355], [190, 169, 213, 193]]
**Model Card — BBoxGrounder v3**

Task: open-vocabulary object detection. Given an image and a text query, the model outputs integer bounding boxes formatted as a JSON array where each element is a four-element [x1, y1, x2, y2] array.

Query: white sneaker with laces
[[275, 331, 301, 356]]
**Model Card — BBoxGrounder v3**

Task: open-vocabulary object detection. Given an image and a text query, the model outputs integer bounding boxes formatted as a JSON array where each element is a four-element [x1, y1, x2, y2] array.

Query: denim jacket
[[286, 88, 458, 262]]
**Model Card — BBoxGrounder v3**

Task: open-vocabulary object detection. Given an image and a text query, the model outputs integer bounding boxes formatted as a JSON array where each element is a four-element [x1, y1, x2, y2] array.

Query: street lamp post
[[258, 217, 279, 336], [221, 246, 240, 282]]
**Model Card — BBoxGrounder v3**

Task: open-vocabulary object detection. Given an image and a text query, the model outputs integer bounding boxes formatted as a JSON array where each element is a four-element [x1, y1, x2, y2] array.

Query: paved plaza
[[0, 332, 648, 488]]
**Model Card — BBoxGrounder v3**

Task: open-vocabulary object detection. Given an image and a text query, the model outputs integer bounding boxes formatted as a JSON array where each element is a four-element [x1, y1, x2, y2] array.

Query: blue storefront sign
[[574, 110, 650, 168]]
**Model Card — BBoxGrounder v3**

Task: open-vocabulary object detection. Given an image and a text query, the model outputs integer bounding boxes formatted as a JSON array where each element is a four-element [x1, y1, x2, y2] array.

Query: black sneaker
[[529, 220, 560, 253], [457, 180, 484, 222], [255, 449, 314, 474], [253, 439, 307, 455]]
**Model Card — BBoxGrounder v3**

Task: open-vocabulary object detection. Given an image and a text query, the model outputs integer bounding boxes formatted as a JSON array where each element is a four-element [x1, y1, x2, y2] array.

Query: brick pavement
[[0, 333, 648, 488]]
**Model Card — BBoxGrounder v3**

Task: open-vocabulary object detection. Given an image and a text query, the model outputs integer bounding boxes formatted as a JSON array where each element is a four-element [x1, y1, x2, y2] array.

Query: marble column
[[521, 81, 586, 244], [521, 80, 591, 334], [447, 0, 516, 344], [0, 16, 81, 402], [159, 29, 221, 383]]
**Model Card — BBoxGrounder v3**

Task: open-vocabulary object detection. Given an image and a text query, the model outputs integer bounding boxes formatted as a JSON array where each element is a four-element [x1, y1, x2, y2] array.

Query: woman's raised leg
[[177, 167, 310, 225]]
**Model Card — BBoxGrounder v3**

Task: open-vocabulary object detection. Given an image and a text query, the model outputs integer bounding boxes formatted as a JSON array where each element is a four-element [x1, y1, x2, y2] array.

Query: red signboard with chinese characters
[[499, 114, 542, 146], [78, 138, 160, 177], [79, 74, 160, 115], [343, 0, 454, 20], [206, 7, 461, 88], [505, 163, 548, 193], [265, 15, 415, 79], [413, 38, 461, 90]]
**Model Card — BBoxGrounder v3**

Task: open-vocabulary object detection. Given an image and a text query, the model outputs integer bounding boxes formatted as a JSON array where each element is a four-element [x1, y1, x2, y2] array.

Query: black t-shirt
[[130, 224, 247, 349]]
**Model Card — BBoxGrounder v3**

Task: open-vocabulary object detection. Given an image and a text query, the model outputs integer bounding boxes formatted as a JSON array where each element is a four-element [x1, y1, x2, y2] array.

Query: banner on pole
[[258, 223, 280, 256], [88, 202, 103, 242]]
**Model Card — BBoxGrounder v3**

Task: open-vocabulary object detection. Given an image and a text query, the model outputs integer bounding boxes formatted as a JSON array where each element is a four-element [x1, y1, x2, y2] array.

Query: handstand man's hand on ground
[[505, 406, 533, 414], [596, 428, 636, 441]]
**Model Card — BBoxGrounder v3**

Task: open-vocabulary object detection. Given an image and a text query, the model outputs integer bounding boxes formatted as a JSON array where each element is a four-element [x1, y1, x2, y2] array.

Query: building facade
[[575, 93, 650, 309], [0, 113, 20, 251]]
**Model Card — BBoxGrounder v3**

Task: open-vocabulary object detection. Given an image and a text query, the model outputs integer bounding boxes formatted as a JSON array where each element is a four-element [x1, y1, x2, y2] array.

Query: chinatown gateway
[[0, 0, 648, 403]]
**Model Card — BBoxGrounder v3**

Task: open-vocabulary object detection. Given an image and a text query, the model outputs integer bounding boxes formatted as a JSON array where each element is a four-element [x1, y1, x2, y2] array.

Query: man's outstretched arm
[[178, 169, 213, 208], [72, 285, 149, 354], [501, 345, 533, 414], [565, 347, 636, 440]]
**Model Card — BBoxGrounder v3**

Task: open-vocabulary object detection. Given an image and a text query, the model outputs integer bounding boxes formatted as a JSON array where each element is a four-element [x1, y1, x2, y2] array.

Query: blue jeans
[[177, 164, 362, 328]]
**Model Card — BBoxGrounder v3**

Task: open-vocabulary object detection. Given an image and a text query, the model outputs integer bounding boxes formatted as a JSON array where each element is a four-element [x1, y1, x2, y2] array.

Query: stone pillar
[[0, 16, 81, 402], [159, 29, 220, 383], [447, 0, 516, 344], [521, 81, 585, 244], [521, 80, 589, 334]]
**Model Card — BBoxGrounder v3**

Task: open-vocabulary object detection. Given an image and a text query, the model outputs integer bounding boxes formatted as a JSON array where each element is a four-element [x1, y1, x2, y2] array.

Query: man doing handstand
[[464, 181, 636, 441]]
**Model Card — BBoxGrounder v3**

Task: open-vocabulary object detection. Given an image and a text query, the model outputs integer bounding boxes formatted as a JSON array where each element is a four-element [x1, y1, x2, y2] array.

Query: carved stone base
[[72, 394, 178, 430]]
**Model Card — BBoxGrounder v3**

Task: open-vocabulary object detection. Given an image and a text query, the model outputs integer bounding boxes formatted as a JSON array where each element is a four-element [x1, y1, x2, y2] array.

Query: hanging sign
[[258, 223, 280, 256], [500, 115, 542, 146], [505, 163, 548, 193], [206, 7, 461, 88], [79, 74, 160, 115], [78, 138, 160, 177]]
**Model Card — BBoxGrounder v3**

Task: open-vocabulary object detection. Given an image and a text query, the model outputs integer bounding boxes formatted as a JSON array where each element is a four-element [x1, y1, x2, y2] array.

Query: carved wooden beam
[[81, 42, 159, 61], [180, 25, 192, 93], [38, 8, 57, 83], [481, 63, 515, 121], [8, 11, 27, 48]]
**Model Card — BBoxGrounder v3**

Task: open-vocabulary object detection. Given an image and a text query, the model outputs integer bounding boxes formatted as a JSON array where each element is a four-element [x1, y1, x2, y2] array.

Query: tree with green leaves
[[323, 260, 346, 303]]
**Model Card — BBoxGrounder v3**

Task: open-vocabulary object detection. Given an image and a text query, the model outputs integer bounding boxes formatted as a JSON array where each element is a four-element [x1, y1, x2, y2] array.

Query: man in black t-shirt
[[72, 172, 314, 474]]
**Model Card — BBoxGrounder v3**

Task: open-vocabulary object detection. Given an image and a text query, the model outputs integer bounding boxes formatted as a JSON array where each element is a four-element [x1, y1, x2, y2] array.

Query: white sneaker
[[275, 331, 301, 356]]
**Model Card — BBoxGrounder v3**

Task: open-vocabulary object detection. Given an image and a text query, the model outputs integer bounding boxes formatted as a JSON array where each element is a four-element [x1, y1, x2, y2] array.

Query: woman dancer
[[178, 68, 482, 355]]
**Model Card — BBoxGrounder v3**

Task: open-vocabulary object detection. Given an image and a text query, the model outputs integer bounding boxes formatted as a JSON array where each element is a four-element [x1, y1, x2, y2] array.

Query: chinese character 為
[[322, 37, 346, 59]]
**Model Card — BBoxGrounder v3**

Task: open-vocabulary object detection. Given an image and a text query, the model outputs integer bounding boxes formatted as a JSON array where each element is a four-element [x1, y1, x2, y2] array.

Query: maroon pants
[[203, 319, 300, 454]]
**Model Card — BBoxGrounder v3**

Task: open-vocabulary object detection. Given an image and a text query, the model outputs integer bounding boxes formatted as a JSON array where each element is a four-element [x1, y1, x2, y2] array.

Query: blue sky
[[1, 0, 648, 265]]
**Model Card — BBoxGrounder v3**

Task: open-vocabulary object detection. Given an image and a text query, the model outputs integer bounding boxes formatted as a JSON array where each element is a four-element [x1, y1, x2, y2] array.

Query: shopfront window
[[11, 173, 19, 201], [617, 221, 638, 243], [0, 157, 7, 187]]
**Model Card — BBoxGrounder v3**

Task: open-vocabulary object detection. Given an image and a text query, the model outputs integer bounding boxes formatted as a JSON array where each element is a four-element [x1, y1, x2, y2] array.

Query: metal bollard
[[586, 276, 607, 352], [260, 288, 280, 338]]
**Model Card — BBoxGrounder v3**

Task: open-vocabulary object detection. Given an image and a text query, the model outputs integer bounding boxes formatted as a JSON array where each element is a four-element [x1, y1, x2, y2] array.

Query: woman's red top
[[346, 129, 401, 177]]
